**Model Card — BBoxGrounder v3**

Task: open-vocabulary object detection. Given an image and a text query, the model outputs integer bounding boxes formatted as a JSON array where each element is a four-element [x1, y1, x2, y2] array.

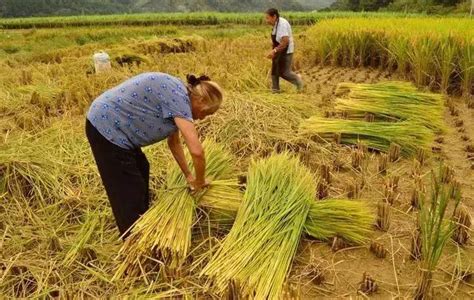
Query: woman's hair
[[266, 8, 279, 18], [186, 74, 223, 114]]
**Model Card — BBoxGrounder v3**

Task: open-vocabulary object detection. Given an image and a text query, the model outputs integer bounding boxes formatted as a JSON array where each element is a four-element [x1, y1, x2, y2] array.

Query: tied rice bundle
[[199, 180, 243, 228], [201, 153, 314, 299], [202, 191, 374, 246], [114, 140, 235, 278], [299, 117, 434, 158], [334, 82, 445, 133], [304, 200, 374, 245]]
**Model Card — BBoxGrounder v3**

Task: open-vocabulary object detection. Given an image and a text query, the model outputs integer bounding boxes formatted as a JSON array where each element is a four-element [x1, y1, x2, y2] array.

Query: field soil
[[293, 65, 474, 298]]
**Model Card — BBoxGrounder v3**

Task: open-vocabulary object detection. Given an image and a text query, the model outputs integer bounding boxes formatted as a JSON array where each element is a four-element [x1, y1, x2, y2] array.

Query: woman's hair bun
[[187, 74, 211, 87]]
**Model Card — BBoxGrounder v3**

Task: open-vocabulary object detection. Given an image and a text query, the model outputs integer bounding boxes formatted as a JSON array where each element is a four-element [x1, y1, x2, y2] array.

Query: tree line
[[0, 0, 316, 18], [0, 0, 469, 17]]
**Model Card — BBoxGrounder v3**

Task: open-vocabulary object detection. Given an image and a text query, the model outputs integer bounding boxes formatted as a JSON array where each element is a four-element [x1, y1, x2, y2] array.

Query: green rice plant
[[299, 117, 434, 158], [460, 40, 473, 97], [304, 200, 374, 245], [114, 140, 235, 278], [437, 36, 459, 93], [201, 153, 314, 299], [303, 18, 474, 96], [386, 35, 410, 74], [408, 36, 439, 88], [414, 166, 461, 300], [334, 82, 445, 132], [0, 12, 422, 30]]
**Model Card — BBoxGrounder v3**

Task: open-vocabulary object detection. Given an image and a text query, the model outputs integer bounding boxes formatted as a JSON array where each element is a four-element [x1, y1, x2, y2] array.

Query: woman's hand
[[188, 178, 211, 193], [267, 49, 276, 59]]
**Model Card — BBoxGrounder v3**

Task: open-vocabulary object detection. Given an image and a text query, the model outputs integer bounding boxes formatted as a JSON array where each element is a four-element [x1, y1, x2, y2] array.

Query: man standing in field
[[265, 8, 304, 93]]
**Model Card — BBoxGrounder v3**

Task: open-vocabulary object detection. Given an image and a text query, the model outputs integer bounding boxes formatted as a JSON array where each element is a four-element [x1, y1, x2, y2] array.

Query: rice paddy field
[[0, 12, 473, 299]]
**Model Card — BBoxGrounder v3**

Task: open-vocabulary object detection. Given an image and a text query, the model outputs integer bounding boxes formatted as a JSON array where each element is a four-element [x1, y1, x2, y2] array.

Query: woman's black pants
[[85, 119, 150, 239]]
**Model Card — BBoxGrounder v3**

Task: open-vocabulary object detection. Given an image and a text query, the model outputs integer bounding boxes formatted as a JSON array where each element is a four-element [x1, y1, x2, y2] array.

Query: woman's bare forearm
[[191, 150, 205, 184], [274, 36, 289, 53], [167, 132, 192, 179], [173, 117, 206, 184]]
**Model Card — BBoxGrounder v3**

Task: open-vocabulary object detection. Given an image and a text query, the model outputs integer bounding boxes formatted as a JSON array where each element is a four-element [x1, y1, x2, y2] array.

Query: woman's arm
[[167, 131, 193, 182], [268, 36, 289, 59], [173, 117, 207, 188], [274, 36, 289, 53]]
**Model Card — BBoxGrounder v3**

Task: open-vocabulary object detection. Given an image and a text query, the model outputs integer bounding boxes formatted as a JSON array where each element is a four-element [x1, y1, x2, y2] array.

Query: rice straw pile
[[201, 153, 315, 299], [334, 82, 445, 132], [198, 92, 317, 160], [304, 200, 374, 245], [299, 117, 433, 157], [114, 140, 236, 278]]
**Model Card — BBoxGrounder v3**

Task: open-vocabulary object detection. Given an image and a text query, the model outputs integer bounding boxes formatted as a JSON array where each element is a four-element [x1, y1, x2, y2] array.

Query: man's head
[[187, 75, 223, 120], [265, 8, 279, 26]]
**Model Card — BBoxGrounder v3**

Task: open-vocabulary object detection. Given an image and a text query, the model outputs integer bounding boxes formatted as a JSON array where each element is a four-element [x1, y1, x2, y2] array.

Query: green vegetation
[[303, 18, 474, 96], [415, 166, 461, 299], [305, 200, 374, 245], [299, 117, 434, 157], [0, 11, 438, 29], [330, 0, 470, 13], [0, 0, 317, 18]]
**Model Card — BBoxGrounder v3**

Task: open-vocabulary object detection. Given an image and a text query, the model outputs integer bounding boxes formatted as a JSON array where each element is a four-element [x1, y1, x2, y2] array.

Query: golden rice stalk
[[201, 153, 314, 299], [411, 227, 422, 261], [376, 202, 391, 231], [378, 153, 388, 175], [358, 272, 378, 295], [114, 141, 235, 278], [452, 205, 472, 246], [389, 143, 401, 162], [370, 241, 387, 259], [63, 209, 102, 267]]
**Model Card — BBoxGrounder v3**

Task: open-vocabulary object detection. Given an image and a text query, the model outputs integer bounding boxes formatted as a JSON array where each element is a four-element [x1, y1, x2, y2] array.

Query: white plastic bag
[[93, 51, 111, 74]]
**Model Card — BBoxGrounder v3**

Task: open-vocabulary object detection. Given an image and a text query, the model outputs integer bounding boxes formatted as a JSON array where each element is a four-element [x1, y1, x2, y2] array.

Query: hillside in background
[[0, 0, 336, 17], [296, 0, 337, 10]]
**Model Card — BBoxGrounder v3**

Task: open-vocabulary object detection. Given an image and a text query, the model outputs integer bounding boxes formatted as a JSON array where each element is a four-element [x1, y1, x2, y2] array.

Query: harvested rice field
[[0, 14, 473, 299]]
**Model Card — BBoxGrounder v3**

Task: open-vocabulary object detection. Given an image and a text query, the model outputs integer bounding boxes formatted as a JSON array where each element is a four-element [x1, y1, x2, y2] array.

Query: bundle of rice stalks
[[305, 200, 374, 245], [201, 153, 314, 299], [334, 82, 445, 133], [299, 117, 434, 158], [414, 166, 461, 300], [199, 180, 243, 228], [114, 140, 236, 278]]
